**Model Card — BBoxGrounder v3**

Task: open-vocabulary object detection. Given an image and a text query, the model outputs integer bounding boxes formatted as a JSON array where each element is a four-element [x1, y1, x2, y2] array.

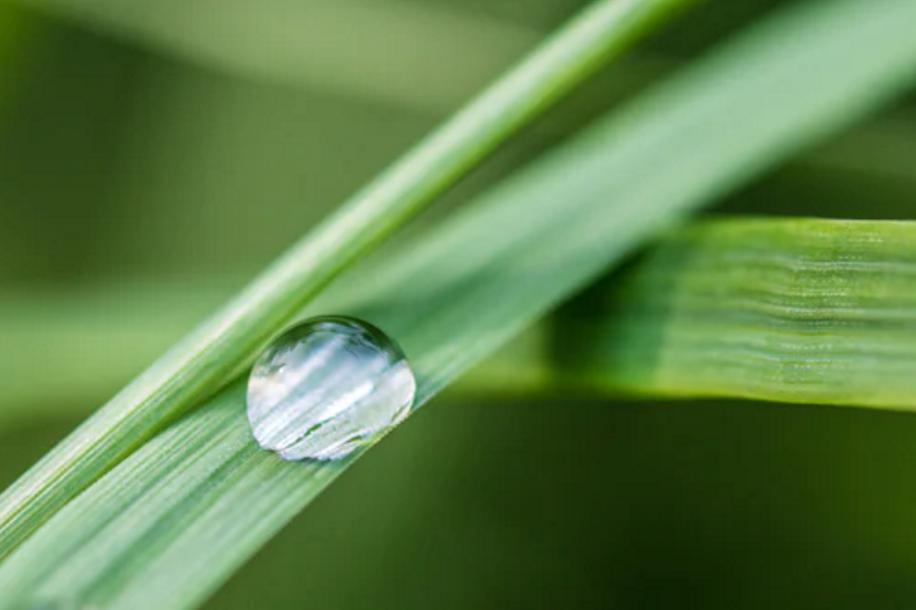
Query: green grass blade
[[0, 0, 686, 558], [559, 217, 916, 409], [2, 215, 915, 424], [1, 0, 915, 606], [3, 195, 916, 416], [5, 215, 916, 419]]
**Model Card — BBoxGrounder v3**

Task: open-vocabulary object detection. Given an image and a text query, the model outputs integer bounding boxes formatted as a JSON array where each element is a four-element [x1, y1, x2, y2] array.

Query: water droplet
[[246, 316, 416, 461]]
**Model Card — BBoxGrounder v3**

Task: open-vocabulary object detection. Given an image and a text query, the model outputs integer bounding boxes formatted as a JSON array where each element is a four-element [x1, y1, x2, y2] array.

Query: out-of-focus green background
[[2, 0, 916, 607]]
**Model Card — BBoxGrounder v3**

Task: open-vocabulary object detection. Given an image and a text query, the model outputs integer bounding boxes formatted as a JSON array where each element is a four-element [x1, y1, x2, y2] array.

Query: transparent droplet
[[246, 316, 416, 461]]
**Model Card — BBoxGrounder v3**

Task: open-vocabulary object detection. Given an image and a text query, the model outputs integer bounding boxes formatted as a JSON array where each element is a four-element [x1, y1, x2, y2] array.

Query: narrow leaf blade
[[0, 0, 687, 557]]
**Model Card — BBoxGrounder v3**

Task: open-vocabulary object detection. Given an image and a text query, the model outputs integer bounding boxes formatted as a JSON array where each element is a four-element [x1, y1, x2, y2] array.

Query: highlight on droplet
[[246, 316, 416, 461]]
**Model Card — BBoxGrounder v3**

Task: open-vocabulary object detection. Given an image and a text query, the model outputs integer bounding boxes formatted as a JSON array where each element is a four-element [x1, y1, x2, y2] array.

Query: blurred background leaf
[[555, 218, 916, 408]]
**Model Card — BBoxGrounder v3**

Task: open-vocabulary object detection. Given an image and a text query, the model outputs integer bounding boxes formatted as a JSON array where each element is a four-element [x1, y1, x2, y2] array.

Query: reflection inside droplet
[[246, 316, 416, 461]]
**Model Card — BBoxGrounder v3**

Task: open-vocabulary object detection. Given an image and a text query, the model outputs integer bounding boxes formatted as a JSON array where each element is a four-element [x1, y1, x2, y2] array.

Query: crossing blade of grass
[[4, 215, 916, 418], [556, 217, 916, 409], [0, 0, 689, 558], [1, 0, 915, 607], [2, 192, 916, 416]]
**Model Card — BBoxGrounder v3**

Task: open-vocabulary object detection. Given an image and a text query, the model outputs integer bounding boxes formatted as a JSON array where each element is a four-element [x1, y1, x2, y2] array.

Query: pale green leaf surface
[[3, 217, 915, 419], [2, 200, 916, 417], [0, 0, 683, 558], [1, 0, 915, 607], [557, 217, 916, 408], [0, 281, 229, 419]]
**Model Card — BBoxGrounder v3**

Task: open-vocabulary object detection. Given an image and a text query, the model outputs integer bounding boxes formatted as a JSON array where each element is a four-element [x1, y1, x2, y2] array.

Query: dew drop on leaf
[[246, 316, 416, 461]]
